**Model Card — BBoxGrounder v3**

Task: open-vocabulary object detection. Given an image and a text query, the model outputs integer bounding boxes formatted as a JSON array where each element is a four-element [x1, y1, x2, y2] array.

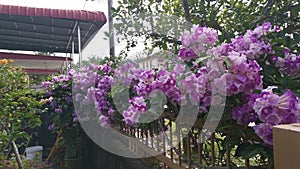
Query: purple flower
[[41, 81, 53, 88], [48, 123, 55, 131], [2, 160, 8, 165], [270, 56, 278, 62], [75, 93, 83, 102], [181, 71, 208, 105], [65, 96, 73, 103], [123, 106, 140, 125], [232, 104, 257, 124], [265, 113, 281, 125], [208, 22, 274, 60], [262, 22, 271, 31], [178, 48, 198, 61], [282, 48, 291, 54], [62, 84, 69, 89], [278, 89, 297, 111], [253, 124, 273, 145], [250, 88, 300, 145], [258, 106, 273, 122], [72, 111, 79, 122], [46, 91, 52, 97], [108, 108, 115, 119], [129, 96, 147, 112], [55, 108, 62, 113], [173, 64, 186, 76], [99, 115, 110, 127], [166, 87, 181, 103], [68, 69, 75, 76], [212, 56, 262, 96], [273, 50, 300, 77]]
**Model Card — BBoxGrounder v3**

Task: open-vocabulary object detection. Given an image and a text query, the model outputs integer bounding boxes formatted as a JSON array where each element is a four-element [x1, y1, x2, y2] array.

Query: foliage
[[51, 22, 299, 168], [42, 70, 87, 160], [0, 156, 53, 169], [0, 60, 43, 159], [112, 0, 299, 56]]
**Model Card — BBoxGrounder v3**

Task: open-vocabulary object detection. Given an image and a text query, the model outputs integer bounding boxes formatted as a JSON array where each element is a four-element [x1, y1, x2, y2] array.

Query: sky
[[0, 0, 144, 63]]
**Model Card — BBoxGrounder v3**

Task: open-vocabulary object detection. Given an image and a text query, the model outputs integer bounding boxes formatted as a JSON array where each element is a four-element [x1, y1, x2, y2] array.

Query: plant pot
[[25, 146, 43, 163], [60, 158, 84, 169]]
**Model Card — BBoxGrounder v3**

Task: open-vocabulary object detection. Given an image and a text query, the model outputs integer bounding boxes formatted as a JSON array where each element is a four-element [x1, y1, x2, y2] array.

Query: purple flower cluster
[[48, 123, 55, 131], [210, 22, 277, 60], [232, 87, 300, 145], [178, 48, 198, 62], [253, 88, 300, 125], [73, 64, 115, 126], [272, 49, 300, 78], [113, 63, 144, 87], [96, 75, 114, 115], [123, 96, 148, 125], [181, 67, 210, 109], [134, 69, 155, 96], [99, 115, 110, 127], [177, 22, 300, 146], [233, 87, 300, 145], [223, 55, 262, 96], [232, 104, 257, 125], [179, 26, 218, 61], [153, 70, 180, 103], [41, 70, 72, 90], [41, 69, 75, 131], [73, 65, 100, 122], [132, 68, 181, 104], [97, 62, 114, 74]]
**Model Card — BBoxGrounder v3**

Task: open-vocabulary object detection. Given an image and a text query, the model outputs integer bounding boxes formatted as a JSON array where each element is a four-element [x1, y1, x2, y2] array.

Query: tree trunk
[[181, 0, 191, 29]]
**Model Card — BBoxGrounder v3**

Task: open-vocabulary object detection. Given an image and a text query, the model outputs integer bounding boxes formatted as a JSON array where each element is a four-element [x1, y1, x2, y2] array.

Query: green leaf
[[195, 55, 211, 63], [235, 143, 264, 159], [224, 57, 232, 69]]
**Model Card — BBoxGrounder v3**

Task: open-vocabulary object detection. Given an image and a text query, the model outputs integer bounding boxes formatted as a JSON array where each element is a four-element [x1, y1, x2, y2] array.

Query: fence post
[[245, 159, 250, 169], [198, 127, 203, 165], [226, 141, 230, 169], [176, 122, 182, 166], [187, 132, 191, 169], [211, 133, 215, 167], [170, 120, 173, 161], [162, 118, 167, 169]]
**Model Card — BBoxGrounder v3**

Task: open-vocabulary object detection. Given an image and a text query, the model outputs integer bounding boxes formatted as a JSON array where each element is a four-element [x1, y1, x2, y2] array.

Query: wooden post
[[156, 120, 160, 152], [170, 121, 173, 161], [187, 132, 191, 169], [176, 122, 182, 166], [226, 141, 230, 169], [245, 159, 250, 169], [146, 129, 149, 146], [162, 119, 167, 169], [198, 127, 203, 165], [211, 133, 215, 166]]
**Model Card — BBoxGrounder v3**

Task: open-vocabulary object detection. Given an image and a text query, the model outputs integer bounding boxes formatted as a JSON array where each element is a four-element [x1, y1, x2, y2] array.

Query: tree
[[0, 60, 43, 169], [112, 0, 299, 55]]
